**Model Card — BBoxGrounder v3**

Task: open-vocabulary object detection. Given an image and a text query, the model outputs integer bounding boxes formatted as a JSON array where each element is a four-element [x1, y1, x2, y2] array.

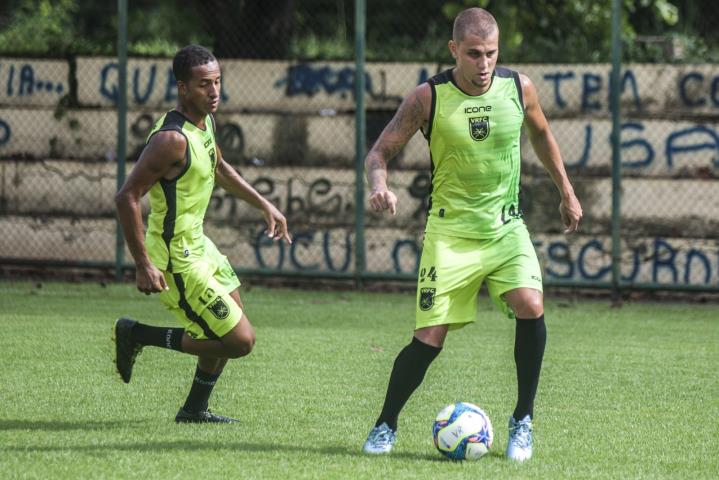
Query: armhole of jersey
[[423, 82, 437, 142], [512, 71, 525, 114], [150, 126, 192, 184]]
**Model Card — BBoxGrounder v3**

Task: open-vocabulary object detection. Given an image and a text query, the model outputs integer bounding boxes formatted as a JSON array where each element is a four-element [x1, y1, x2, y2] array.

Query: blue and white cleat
[[362, 422, 397, 454], [506, 415, 533, 461]]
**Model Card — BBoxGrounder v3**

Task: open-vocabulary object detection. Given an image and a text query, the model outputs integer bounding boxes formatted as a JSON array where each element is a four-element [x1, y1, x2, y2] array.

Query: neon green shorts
[[158, 237, 242, 340], [415, 224, 542, 330]]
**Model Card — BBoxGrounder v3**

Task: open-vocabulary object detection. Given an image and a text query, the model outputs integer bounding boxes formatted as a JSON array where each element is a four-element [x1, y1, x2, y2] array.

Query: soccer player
[[361, 8, 582, 460], [114, 45, 291, 423]]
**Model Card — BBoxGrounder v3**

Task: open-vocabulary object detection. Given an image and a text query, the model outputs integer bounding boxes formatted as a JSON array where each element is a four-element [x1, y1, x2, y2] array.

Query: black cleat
[[114, 317, 143, 383], [175, 408, 238, 424]]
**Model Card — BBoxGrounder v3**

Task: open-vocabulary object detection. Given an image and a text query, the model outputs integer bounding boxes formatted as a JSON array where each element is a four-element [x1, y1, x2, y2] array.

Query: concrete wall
[[1, 57, 718, 287]]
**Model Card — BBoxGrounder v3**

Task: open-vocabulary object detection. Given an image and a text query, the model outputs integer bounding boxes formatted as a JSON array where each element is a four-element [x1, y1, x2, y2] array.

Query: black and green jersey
[[145, 110, 217, 272], [424, 67, 525, 239]]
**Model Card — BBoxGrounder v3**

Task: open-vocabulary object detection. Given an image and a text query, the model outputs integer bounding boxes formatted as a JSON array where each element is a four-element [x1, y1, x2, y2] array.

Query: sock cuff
[[194, 367, 221, 386], [411, 336, 443, 356], [167, 328, 185, 352], [516, 314, 545, 324]]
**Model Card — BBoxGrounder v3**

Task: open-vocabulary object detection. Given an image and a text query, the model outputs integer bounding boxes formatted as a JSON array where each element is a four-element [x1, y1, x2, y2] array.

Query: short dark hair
[[452, 7, 498, 43], [172, 45, 217, 83]]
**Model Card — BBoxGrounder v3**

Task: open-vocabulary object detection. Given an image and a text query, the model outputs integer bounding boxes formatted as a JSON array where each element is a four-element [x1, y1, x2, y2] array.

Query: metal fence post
[[610, 0, 622, 302], [115, 0, 128, 281], [354, 0, 367, 287]]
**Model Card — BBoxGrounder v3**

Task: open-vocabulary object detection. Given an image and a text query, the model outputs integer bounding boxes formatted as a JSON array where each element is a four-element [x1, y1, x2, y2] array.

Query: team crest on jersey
[[419, 288, 436, 311], [208, 297, 230, 320], [469, 116, 490, 141]]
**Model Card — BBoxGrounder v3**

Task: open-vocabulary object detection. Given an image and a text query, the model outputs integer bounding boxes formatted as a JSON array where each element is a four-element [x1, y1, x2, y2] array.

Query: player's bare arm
[[520, 73, 583, 234], [365, 83, 431, 215], [214, 144, 291, 243], [115, 131, 186, 294]]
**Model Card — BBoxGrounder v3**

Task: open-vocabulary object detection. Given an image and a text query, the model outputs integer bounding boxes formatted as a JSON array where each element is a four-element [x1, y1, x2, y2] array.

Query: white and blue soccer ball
[[432, 402, 494, 460]]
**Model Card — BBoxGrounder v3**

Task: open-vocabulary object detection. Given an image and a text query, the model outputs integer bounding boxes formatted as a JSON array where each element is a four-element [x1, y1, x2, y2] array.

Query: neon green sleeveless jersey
[[145, 110, 218, 272], [424, 67, 525, 239]]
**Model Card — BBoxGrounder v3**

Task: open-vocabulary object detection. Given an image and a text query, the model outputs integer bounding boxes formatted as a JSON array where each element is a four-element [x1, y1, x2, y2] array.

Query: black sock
[[376, 337, 442, 431], [131, 323, 184, 352], [183, 366, 222, 413], [513, 314, 546, 420]]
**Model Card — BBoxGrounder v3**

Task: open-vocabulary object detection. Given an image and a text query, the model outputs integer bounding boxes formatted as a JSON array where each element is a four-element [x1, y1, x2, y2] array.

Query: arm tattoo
[[387, 95, 424, 136]]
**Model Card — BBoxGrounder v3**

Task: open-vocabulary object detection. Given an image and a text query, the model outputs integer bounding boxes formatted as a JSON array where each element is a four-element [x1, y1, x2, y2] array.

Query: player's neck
[[452, 68, 491, 96], [175, 104, 207, 129]]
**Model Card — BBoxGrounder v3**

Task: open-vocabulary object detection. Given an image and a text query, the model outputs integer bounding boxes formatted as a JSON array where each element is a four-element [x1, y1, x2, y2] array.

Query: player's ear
[[448, 40, 458, 59], [177, 80, 187, 97]]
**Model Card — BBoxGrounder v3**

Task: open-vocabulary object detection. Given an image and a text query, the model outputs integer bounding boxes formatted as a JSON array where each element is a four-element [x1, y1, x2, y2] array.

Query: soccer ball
[[432, 402, 493, 460]]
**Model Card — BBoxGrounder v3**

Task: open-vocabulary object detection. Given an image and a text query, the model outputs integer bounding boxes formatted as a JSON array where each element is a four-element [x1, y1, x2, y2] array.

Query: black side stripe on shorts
[[173, 273, 219, 340]]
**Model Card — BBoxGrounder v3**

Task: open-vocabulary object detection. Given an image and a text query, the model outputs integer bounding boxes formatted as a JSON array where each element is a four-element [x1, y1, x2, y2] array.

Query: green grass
[[0, 281, 717, 479]]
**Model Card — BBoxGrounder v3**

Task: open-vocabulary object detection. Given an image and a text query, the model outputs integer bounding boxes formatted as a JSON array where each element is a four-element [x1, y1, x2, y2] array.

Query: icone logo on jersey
[[464, 105, 492, 114]]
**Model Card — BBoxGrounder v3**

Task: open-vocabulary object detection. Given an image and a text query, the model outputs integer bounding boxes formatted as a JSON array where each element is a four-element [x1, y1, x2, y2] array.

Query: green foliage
[[0, 0, 717, 62], [0, 281, 717, 478], [0, 0, 78, 55]]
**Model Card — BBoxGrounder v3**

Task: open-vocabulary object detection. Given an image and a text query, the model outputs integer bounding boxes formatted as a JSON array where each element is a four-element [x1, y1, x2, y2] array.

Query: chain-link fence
[[1, 0, 718, 291]]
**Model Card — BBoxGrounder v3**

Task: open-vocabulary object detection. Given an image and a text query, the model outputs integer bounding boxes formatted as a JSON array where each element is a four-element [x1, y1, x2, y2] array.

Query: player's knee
[[226, 331, 255, 358], [516, 300, 543, 319]]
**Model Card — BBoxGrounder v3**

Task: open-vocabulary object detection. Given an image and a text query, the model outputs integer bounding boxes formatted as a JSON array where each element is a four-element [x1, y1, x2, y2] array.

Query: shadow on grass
[[0, 420, 141, 432], [0, 437, 444, 461]]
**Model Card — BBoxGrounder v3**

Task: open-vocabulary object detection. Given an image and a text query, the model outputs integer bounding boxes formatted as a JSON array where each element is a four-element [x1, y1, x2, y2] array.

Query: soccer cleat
[[506, 415, 533, 461], [362, 422, 397, 454], [114, 317, 143, 384], [175, 408, 238, 424]]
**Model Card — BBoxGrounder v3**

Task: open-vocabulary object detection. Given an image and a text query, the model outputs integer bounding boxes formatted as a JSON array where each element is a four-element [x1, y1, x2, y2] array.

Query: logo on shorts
[[419, 288, 436, 311], [208, 297, 230, 320], [469, 116, 490, 141]]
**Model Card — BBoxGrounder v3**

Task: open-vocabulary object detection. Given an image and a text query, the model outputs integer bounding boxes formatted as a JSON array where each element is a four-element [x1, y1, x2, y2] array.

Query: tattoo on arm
[[387, 95, 424, 136]]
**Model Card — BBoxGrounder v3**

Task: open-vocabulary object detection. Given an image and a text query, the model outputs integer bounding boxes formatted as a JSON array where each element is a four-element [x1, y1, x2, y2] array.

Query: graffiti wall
[[1, 56, 717, 287]]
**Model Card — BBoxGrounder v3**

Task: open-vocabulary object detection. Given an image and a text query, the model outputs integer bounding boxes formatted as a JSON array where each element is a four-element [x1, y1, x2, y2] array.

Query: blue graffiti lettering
[[577, 239, 611, 280], [620, 70, 641, 110], [6, 65, 14, 96], [290, 232, 319, 270], [100, 63, 119, 103], [679, 72, 705, 107], [652, 238, 677, 283], [133, 65, 156, 104], [566, 124, 591, 169], [254, 230, 285, 269], [164, 67, 177, 102], [546, 242, 574, 279], [19, 65, 35, 96], [685, 249, 711, 284], [0, 118, 11, 145], [621, 122, 654, 168], [543, 71, 575, 109], [665, 125, 719, 168], [582, 73, 602, 111], [621, 246, 641, 282], [275, 64, 375, 99], [324, 232, 352, 272]]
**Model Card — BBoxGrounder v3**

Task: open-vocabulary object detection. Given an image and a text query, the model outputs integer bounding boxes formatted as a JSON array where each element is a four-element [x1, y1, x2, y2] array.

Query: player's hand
[[369, 188, 398, 215], [559, 193, 583, 234], [135, 263, 168, 295], [261, 201, 292, 244]]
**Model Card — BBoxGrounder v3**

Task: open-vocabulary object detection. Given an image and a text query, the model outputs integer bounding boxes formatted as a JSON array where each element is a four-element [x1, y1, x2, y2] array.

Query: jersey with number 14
[[424, 67, 525, 239]]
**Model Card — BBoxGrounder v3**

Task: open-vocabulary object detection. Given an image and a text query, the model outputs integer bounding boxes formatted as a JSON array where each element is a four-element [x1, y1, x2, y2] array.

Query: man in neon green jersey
[[362, 8, 582, 460], [114, 45, 292, 423]]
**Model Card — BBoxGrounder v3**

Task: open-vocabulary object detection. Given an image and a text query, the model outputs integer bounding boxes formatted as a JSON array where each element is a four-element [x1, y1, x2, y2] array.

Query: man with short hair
[[361, 8, 582, 460], [114, 44, 291, 423]]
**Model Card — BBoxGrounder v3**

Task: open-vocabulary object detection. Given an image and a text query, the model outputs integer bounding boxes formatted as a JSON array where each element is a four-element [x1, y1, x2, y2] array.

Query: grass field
[[0, 281, 717, 479]]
